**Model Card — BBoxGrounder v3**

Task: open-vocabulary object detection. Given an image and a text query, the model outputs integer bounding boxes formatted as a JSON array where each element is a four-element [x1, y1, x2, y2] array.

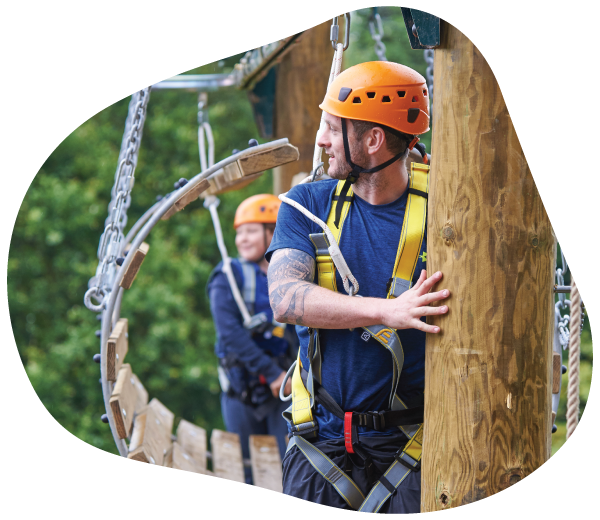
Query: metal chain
[[368, 11, 387, 61], [84, 87, 151, 312], [554, 246, 585, 350], [424, 49, 434, 112]]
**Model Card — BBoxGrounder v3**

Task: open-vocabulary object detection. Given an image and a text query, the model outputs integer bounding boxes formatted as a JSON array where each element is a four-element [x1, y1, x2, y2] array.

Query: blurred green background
[[7, 7, 592, 458]]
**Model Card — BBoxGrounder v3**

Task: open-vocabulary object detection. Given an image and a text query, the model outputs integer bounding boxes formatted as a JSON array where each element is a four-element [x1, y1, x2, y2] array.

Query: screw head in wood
[[116, 257, 125, 266], [93, 353, 101, 363], [248, 139, 259, 147], [95, 330, 101, 337], [552, 424, 557, 434], [562, 365, 567, 374], [156, 194, 163, 202], [178, 178, 188, 187], [101, 414, 109, 423]]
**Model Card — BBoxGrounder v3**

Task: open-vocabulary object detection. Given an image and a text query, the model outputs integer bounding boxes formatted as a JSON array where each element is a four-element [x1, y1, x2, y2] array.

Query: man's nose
[[316, 127, 329, 149]]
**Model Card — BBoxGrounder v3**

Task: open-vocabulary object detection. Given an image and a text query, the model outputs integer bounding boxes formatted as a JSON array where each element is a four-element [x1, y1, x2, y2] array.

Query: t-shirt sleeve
[[266, 185, 320, 263]]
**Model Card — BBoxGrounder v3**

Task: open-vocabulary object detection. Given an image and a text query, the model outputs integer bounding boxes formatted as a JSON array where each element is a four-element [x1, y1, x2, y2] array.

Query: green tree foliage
[[7, 7, 591, 459]]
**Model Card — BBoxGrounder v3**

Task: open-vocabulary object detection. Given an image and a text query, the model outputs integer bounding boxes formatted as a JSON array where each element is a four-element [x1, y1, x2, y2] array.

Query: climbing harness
[[85, 88, 151, 313], [279, 162, 430, 512]]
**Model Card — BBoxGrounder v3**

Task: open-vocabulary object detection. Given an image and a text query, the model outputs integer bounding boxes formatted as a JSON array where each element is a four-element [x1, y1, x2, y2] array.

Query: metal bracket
[[401, 8, 440, 49]]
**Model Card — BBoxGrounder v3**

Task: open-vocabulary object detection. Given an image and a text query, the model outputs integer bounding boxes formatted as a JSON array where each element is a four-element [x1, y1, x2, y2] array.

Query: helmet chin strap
[[333, 118, 416, 228]]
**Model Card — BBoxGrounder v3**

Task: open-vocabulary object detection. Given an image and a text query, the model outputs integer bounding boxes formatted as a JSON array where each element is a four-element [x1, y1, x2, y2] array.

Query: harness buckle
[[394, 449, 421, 472], [366, 410, 386, 430]]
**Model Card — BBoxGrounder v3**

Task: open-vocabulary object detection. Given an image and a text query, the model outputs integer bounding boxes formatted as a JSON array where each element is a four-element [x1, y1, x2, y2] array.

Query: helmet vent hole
[[423, 89, 427, 96], [381, 95, 391, 103], [366, 92, 376, 99], [412, 96, 419, 102], [397, 91, 406, 98], [352, 97, 362, 104]]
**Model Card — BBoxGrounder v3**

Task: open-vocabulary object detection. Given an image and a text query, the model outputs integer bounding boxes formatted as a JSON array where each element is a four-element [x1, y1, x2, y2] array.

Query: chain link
[[424, 49, 434, 112], [554, 248, 584, 349], [84, 87, 151, 312], [368, 12, 387, 61]]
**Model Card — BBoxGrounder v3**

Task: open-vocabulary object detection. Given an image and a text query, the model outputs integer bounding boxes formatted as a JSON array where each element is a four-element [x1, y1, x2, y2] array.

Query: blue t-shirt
[[266, 179, 427, 441]]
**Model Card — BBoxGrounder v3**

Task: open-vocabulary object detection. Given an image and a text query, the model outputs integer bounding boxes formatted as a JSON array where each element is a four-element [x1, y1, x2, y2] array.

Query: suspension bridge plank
[[131, 373, 148, 413], [119, 242, 150, 289], [176, 419, 207, 470], [249, 435, 282, 492], [166, 442, 216, 475], [106, 318, 128, 382], [210, 429, 245, 483], [160, 179, 210, 221], [109, 363, 136, 439], [239, 143, 299, 176], [127, 399, 174, 465]]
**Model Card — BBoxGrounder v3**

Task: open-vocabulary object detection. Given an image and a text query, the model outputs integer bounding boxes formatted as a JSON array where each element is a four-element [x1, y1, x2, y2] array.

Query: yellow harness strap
[[388, 162, 430, 298], [291, 353, 314, 425]]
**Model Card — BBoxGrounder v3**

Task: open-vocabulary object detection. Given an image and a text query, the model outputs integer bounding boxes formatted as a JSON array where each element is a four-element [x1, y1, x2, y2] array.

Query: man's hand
[[269, 370, 292, 398], [380, 270, 450, 333]]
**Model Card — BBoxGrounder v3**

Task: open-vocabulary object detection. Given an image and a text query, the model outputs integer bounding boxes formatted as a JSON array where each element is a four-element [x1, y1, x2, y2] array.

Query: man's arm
[[268, 248, 450, 332]]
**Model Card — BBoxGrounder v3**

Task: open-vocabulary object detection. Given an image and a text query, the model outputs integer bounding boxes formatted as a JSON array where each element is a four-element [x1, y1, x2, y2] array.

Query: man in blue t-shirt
[[266, 62, 451, 513]]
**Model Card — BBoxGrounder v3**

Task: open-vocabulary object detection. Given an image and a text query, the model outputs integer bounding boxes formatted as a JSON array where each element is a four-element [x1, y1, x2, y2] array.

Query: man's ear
[[366, 126, 386, 155]]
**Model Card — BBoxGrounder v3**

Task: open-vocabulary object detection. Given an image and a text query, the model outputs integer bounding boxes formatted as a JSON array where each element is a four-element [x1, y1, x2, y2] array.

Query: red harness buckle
[[344, 412, 355, 453]]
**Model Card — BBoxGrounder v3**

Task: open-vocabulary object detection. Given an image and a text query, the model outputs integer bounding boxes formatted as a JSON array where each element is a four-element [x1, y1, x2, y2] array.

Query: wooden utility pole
[[422, 21, 556, 510], [272, 21, 332, 194]]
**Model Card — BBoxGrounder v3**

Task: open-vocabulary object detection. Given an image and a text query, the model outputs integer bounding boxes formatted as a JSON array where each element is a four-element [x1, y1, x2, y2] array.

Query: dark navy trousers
[[221, 392, 289, 485], [282, 435, 421, 513]]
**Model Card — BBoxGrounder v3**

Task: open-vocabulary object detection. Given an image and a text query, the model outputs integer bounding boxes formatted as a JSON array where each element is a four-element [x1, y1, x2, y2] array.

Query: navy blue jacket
[[207, 258, 289, 395]]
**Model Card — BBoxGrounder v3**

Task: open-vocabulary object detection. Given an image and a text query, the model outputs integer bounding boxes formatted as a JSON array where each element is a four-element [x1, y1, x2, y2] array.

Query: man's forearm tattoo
[[268, 249, 316, 326]]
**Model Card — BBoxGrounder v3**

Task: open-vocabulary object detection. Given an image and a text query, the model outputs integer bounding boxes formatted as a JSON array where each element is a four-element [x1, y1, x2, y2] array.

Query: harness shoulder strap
[[237, 258, 257, 315]]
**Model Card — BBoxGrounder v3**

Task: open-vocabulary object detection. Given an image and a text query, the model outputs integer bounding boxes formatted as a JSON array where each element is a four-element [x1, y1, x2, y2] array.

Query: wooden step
[[120, 242, 150, 289], [107, 318, 128, 382], [176, 419, 208, 470], [161, 179, 211, 221], [210, 429, 245, 483], [165, 442, 215, 476], [109, 364, 137, 439], [249, 435, 282, 492], [127, 398, 174, 465]]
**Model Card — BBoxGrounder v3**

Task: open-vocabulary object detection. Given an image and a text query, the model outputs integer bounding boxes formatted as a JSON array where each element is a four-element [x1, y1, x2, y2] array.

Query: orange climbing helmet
[[234, 194, 281, 229], [319, 61, 430, 135]]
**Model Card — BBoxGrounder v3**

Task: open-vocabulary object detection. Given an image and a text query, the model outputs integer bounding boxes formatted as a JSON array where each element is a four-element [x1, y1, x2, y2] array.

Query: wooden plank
[[552, 352, 562, 394], [106, 318, 128, 382], [249, 435, 282, 492], [120, 242, 150, 290], [176, 419, 207, 470], [126, 400, 173, 465], [160, 179, 210, 221], [239, 144, 299, 176], [169, 442, 216, 476], [210, 429, 245, 483], [422, 20, 555, 511], [204, 143, 299, 196], [131, 373, 148, 414], [109, 364, 136, 439]]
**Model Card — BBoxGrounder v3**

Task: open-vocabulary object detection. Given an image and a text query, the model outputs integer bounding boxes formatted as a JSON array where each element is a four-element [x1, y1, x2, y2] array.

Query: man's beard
[[326, 145, 369, 180]]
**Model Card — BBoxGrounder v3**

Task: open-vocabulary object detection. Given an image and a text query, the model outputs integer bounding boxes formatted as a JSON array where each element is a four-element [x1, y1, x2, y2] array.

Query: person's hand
[[381, 270, 450, 332], [269, 371, 291, 398]]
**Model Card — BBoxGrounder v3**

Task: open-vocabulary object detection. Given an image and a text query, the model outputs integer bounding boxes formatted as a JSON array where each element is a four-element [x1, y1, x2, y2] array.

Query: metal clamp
[[331, 13, 351, 50]]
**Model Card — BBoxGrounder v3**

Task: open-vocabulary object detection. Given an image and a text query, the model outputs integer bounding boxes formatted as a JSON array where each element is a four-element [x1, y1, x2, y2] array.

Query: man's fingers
[[411, 269, 427, 291], [415, 305, 448, 317], [418, 289, 450, 306], [411, 319, 441, 334], [415, 270, 443, 295]]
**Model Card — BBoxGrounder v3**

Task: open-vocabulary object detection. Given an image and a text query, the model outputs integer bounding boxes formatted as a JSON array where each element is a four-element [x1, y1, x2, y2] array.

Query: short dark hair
[[351, 119, 411, 158]]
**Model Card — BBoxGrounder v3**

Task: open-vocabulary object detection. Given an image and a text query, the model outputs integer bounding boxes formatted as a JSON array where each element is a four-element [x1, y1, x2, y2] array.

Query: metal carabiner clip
[[331, 13, 351, 50]]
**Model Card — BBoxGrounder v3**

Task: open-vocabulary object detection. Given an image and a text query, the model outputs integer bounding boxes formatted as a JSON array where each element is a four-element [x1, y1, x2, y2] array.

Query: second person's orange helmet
[[234, 194, 281, 229], [319, 61, 430, 136]]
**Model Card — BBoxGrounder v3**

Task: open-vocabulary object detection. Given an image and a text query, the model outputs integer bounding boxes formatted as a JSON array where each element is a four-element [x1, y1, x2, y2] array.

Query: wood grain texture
[[421, 21, 555, 511], [106, 318, 128, 381], [160, 179, 210, 220], [119, 242, 150, 289], [210, 429, 245, 483], [273, 21, 332, 194], [126, 399, 174, 465], [249, 435, 282, 492], [167, 442, 216, 476], [552, 352, 561, 394], [176, 419, 207, 470], [109, 363, 136, 439], [131, 373, 148, 414]]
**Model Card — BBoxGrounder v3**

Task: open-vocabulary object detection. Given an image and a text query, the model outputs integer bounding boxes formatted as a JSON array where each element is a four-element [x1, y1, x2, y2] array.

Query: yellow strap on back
[[291, 353, 314, 425], [401, 423, 423, 462], [388, 163, 429, 298]]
